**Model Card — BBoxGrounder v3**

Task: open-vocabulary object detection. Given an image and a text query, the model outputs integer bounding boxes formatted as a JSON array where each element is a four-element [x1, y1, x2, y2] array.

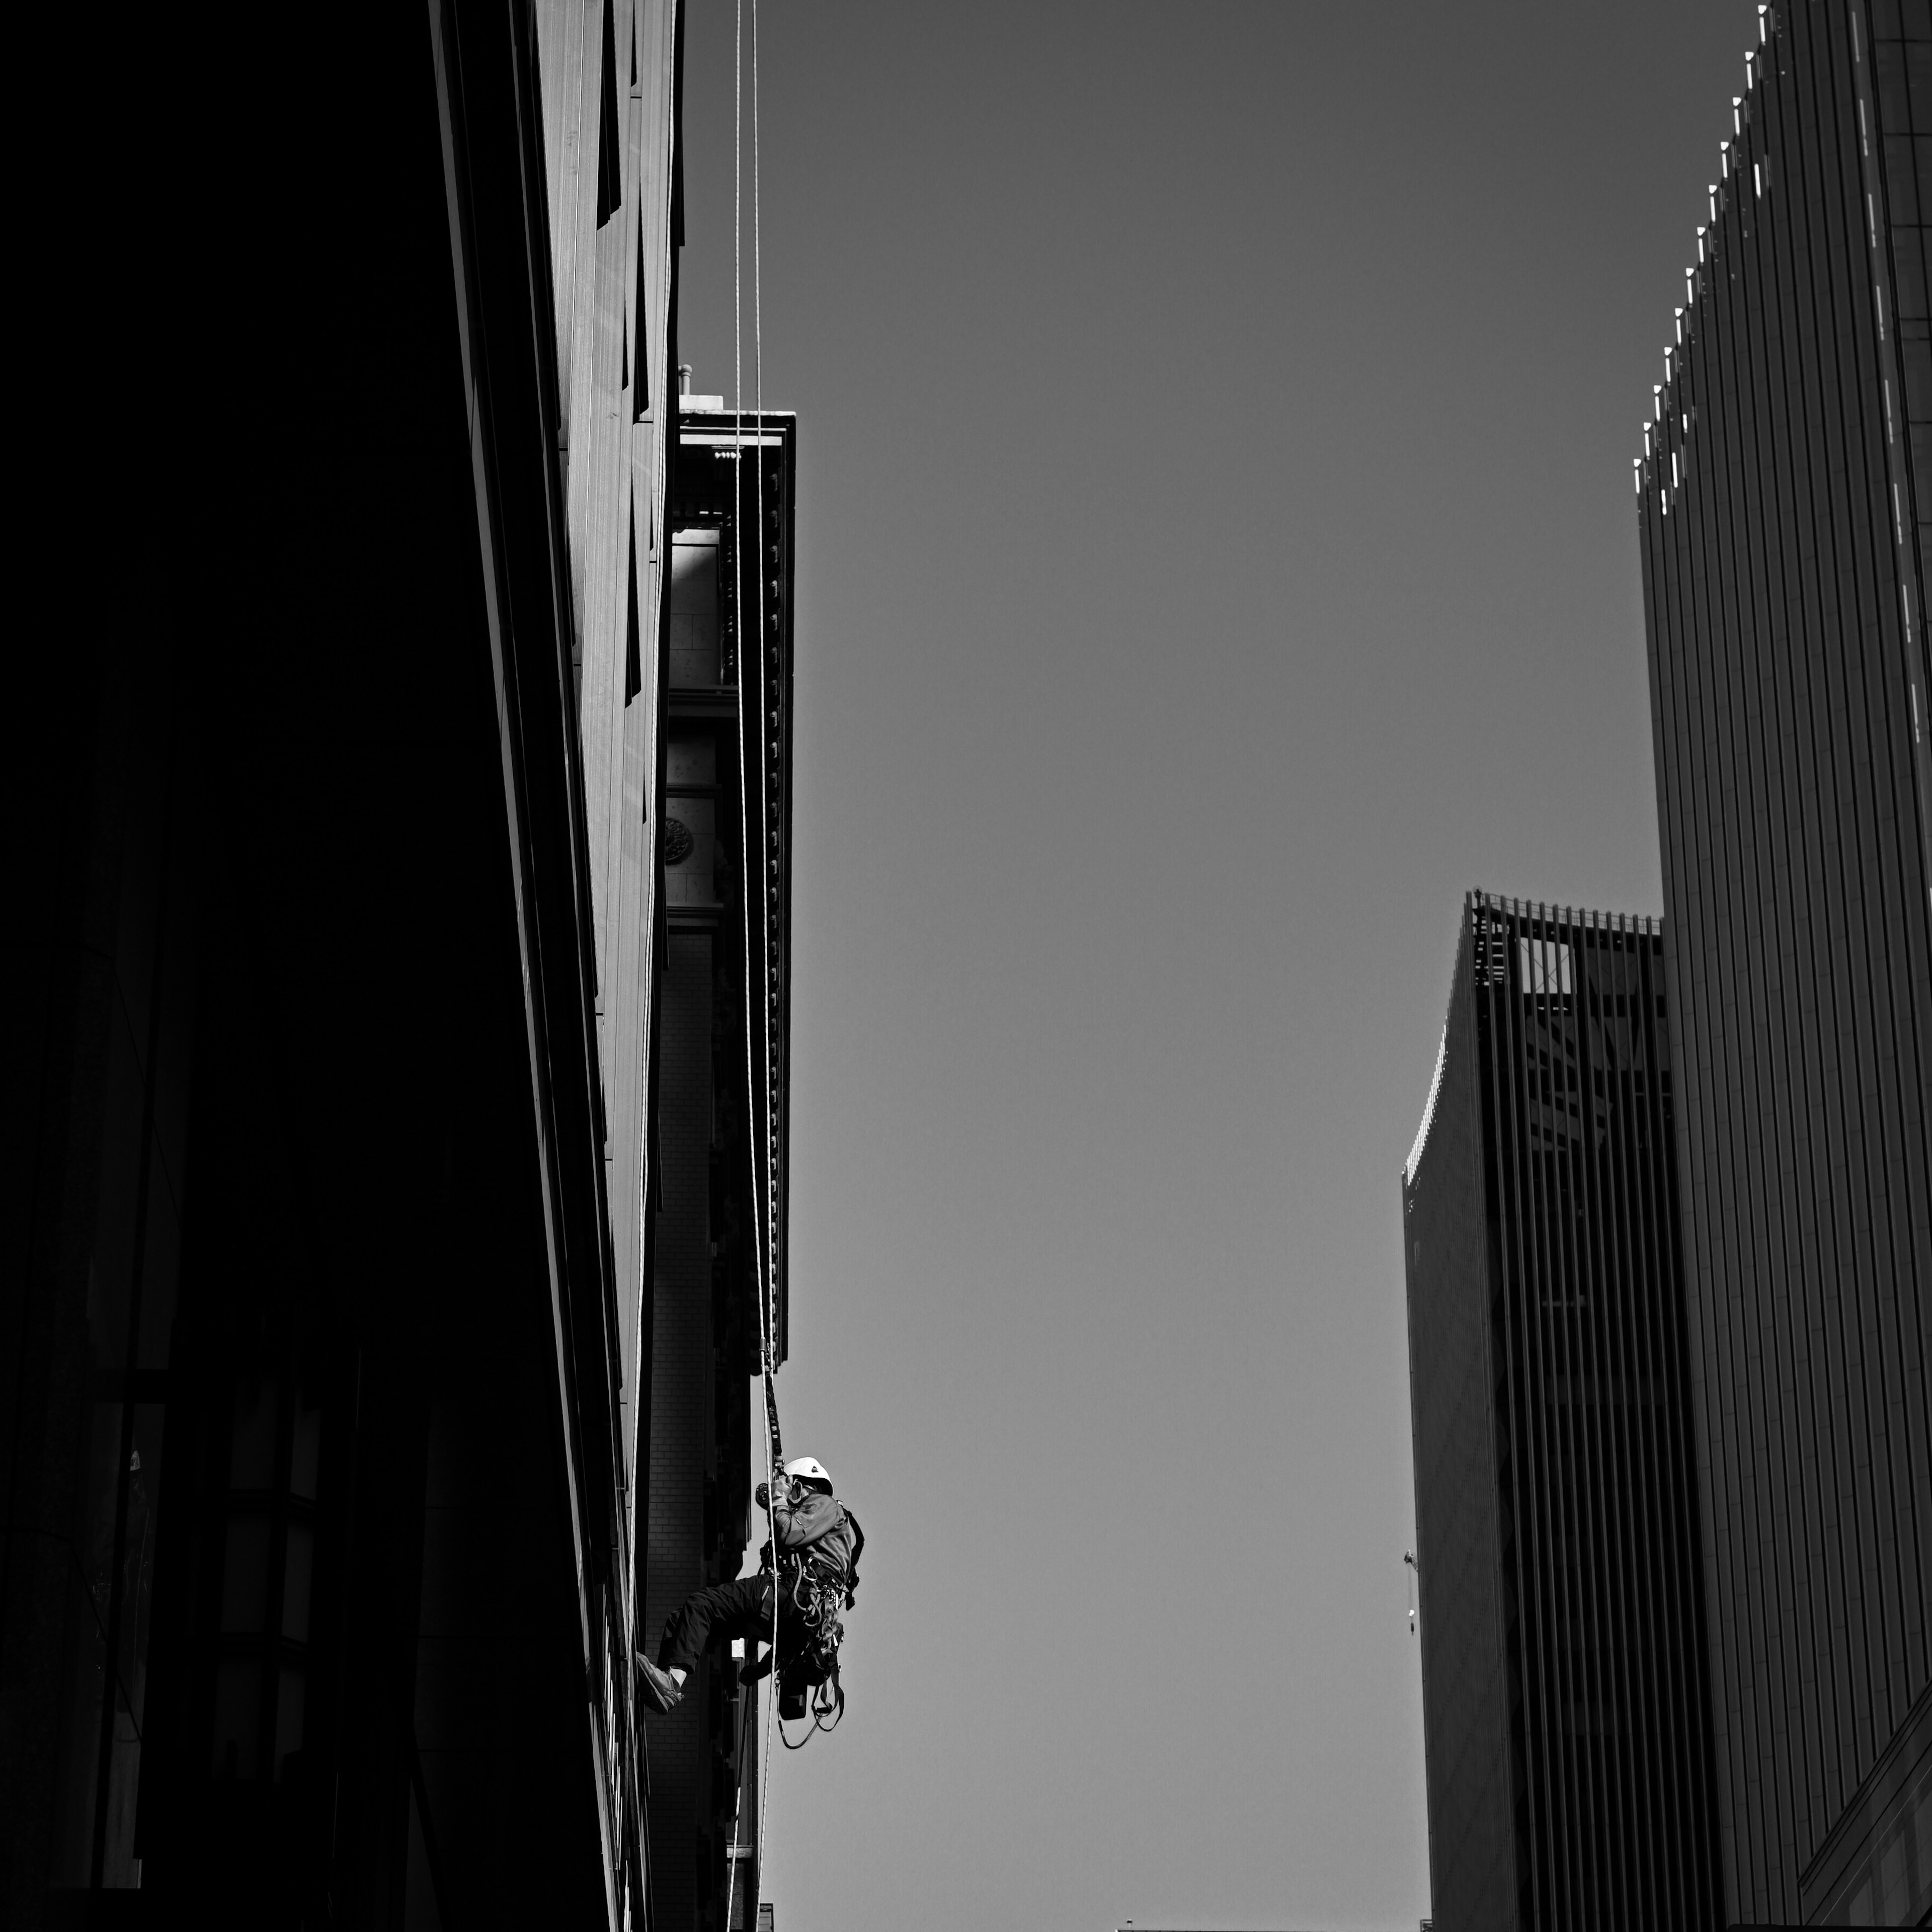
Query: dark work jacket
[[769, 1490, 855, 1593]]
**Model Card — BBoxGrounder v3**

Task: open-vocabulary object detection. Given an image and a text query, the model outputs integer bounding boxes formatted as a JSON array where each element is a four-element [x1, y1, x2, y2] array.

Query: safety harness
[[764, 1493, 863, 1741]]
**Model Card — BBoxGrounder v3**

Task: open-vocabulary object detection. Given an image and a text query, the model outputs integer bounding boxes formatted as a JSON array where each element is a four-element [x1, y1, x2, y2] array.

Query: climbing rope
[[732, 0, 785, 1911]]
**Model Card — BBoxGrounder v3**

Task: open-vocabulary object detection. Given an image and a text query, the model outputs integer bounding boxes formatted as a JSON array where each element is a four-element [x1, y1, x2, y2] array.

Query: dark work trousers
[[657, 1574, 799, 1676]]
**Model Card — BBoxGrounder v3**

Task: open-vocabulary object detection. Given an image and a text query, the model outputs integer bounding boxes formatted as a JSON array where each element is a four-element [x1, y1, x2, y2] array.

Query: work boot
[[637, 1655, 683, 1715]]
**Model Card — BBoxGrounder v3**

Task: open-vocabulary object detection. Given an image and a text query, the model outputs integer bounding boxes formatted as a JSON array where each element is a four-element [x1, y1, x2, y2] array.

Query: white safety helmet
[[783, 1456, 833, 1492]]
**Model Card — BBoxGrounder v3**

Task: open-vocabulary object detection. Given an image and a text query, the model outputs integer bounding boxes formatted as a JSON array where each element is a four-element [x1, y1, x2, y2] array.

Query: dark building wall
[[1404, 916, 1520, 1931], [0, 6, 788, 1925], [2, 2, 651, 1922], [2, 640, 202, 1912], [1404, 895, 1722, 1932], [1636, 6, 1932, 1921]]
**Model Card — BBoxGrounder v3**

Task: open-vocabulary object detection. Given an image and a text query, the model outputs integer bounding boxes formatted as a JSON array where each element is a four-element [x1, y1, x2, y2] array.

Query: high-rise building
[[1636, 5, 1932, 1923], [1, 3, 797, 1926], [1403, 894, 1722, 1932]]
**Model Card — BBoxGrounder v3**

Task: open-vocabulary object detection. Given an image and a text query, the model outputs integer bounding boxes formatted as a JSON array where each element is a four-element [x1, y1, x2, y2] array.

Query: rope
[[734, 0, 783, 1909], [752, 0, 771, 1372], [740, 3, 843, 1741], [750, 0, 783, 1867]]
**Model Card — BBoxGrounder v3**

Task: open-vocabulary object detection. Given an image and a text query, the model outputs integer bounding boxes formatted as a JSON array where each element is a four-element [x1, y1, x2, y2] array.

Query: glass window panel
[[135, 1170, 180, 1371], [290, 1395, 322, 1501], [1904, 334, 1932, 419], [1892, 137, 1922, 224], [670, 530, 723, 687], [1913, 41, 1932, 126], [229, 1378, 277, 1489], [100, 1726, 141, 1887], [1914, 1784, 1932, 1896], [275, 1671, 306, 1783], [282, 1525, 314, 1642], [220, 1517, 270, 1633], [96, 1404, 167, 1886], [120, 1418, 160, 1702], [670, 531, 719, 613], [47, 1400, 124, 1882], [1882, 42, 1912, 135], [1896, 227, 1929, 320], [212, 1661, 259, 1780], [84, 1028, 146, 1372], [1879, 1830, 1908, 1916]]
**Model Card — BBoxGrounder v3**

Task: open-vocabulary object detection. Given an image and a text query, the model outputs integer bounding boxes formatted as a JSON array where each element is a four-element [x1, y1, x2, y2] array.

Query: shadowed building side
[[1636, 7, 1932, 1922], [1404, 893, 1723, 1932], [1403, 916, 1519, 1932], [0, 2, 681, 1921]]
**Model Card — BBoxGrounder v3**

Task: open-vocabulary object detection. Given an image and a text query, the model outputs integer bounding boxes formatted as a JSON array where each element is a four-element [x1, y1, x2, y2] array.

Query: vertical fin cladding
[[1406, 894, 1721, 1927], [1637, 3, 1932, 1915]]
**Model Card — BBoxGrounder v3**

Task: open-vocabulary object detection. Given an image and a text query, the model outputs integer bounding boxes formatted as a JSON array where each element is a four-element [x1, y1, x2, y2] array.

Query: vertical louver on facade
[[1404, 894, 1722, 1932], [1636, 5, 1932, 1923]]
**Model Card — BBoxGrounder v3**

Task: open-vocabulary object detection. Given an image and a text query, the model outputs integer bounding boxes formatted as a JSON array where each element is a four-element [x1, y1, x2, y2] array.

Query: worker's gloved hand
[[755, 1482, 770, 1509]]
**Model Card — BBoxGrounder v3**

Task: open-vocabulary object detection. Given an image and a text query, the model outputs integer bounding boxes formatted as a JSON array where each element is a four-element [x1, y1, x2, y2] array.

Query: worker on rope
[[636, 1456, 862, 1716]]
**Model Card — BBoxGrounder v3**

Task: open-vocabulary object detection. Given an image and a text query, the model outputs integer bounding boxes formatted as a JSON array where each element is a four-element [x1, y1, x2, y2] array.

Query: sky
[[675, 6, 1763, 1928]]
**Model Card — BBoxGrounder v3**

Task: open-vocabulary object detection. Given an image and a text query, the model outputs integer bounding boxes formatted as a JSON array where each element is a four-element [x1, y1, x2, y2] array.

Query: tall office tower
[[1403, 894, 1722, 1932], [640, 399, 797, 1932], [1636, 6, 1932, 1923]]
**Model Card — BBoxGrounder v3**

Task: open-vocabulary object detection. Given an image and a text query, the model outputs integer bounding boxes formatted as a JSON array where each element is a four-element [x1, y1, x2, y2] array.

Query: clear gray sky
[[676, 6, 1759, 1927]]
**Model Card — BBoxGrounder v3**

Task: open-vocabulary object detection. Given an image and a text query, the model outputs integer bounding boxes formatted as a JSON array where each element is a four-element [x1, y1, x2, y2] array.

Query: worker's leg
[[656, 1575, 772, 1679]]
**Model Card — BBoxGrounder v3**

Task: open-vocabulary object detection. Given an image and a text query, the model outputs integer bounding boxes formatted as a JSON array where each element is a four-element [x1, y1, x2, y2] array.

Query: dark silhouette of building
[[1, 3, 794, 1926], [1403, 893, 1722, 1932], [1636, 6, 1932, 1924]]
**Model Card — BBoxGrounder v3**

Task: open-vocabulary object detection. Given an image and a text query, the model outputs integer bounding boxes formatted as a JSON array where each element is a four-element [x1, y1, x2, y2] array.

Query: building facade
[[1, 3, 795, 1927], [1636, 5, 1932, 1923], [1403, 894, 1722, 1932]]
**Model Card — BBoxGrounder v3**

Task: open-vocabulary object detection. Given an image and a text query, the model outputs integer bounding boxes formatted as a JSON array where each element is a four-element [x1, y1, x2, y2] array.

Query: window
[[211, 1377, 324, 1787], [670, 529, 723, 687]]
